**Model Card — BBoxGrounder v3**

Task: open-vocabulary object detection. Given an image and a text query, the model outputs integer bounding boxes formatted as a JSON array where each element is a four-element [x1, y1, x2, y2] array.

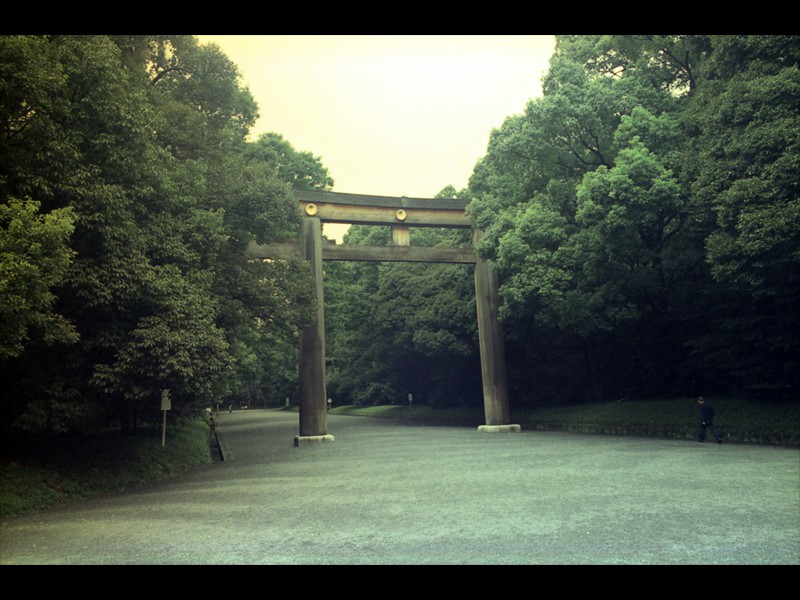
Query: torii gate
[[247, 189, 520, 445]]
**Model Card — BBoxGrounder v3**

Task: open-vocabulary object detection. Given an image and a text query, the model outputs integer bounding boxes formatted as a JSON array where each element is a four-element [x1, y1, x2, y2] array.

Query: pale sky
[[196, 35, 556, 199]]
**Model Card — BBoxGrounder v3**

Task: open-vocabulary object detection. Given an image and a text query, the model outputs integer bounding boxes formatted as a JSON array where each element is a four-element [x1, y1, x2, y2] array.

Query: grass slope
[[0, 417, 214, 519]]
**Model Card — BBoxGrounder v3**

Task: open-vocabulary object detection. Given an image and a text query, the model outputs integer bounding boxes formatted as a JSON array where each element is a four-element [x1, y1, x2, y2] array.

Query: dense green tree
[[686, 36, 800, 296], [0, 35, 316, 433], [0, 35, 169, 431], [4, 33, 795, 435], [681, 35, 800, 398], [324, 187, 480, 408], [467, 35, 799, 404], [245, 133, 334, 191], [469, 39, 696, 402], [0, 198, 77, 360]]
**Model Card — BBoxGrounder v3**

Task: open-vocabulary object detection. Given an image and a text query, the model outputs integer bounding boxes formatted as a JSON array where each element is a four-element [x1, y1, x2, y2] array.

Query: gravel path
[[1, 408, 798, 564]]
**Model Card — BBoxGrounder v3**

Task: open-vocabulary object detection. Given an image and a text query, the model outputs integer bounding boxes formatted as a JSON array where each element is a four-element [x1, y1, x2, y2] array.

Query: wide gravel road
[[1, 408, 798, 564]]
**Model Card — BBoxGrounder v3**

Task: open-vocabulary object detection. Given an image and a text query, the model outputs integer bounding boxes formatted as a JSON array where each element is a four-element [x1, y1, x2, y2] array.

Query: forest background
[[1, 35, 797, 440]]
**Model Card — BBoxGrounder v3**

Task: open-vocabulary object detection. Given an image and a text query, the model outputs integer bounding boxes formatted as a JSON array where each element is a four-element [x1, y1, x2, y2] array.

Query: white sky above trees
[[197, 35, 555, 197], [195, 35, 556, 239]]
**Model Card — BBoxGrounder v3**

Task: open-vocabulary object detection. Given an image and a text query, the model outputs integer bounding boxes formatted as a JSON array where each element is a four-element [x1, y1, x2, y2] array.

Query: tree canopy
[[0, 35, 329, 434], [2, 35, 796, 436], [323, 35, 799, 408], [466, 35, 799, 404]]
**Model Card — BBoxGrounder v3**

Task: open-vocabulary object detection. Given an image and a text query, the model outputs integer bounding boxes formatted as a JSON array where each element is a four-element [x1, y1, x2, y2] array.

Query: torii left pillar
[[295, 217, 334, 446]]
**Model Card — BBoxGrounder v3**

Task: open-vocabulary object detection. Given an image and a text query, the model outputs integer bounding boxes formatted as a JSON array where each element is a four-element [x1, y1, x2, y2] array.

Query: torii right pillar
[[473, 231, 521, 433]]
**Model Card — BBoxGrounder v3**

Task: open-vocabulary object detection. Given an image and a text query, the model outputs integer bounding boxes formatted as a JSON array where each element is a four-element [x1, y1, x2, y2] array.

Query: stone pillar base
[[294, 434, 335, 447], [478, 424, 522, 433]]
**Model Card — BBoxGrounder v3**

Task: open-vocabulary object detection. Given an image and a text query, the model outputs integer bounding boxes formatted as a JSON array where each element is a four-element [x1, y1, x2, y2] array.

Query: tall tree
[[682, 35, 800, 399], [467, 35, 799, 404], [0, 35, 317, 433]]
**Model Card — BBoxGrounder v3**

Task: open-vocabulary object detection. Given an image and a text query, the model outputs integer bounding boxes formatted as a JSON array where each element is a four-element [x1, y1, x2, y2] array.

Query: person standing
[[697, 397, 722, 443]]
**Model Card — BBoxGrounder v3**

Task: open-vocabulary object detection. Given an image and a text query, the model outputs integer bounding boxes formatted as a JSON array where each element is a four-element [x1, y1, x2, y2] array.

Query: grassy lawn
[[1, 397, 796, 520], [0, 417, 214, 519], [332, 396, 800, 445]]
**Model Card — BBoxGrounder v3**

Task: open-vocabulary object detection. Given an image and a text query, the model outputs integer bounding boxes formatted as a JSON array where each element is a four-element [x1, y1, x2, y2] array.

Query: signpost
[[161, 389, 171, 448]]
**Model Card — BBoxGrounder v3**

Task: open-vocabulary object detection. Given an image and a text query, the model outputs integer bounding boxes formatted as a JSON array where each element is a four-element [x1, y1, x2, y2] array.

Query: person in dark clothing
[[697, 397, 722, 443]]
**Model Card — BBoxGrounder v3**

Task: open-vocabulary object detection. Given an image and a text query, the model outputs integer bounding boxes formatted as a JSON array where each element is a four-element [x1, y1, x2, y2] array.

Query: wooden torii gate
[[247, 189, 521, 445]]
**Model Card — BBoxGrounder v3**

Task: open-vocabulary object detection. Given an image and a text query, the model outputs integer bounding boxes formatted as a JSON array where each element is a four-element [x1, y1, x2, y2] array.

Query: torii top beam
[[294, 189, 472, 228]]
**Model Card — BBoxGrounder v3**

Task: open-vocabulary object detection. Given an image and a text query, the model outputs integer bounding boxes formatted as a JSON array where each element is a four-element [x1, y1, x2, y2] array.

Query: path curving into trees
[[1, 409, 797, 565]]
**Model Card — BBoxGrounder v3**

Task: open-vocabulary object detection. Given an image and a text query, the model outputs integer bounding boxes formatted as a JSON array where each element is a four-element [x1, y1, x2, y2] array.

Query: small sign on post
[[161, 389, 171, 448]]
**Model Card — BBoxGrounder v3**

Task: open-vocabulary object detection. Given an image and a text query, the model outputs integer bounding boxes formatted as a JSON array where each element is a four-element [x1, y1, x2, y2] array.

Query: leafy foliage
[[2, 33, 796, 439], [468, 35, 799, 404], [324, 189, 481, 408], [245, 133, 335, 191], [0, 197, 77, 359], [0, 35, 319, 435]]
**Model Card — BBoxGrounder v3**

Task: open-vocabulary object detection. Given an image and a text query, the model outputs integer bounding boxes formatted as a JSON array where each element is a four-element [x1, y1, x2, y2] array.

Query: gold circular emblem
[[305, 203, 318, 216], [395, 209, 407, 221]]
